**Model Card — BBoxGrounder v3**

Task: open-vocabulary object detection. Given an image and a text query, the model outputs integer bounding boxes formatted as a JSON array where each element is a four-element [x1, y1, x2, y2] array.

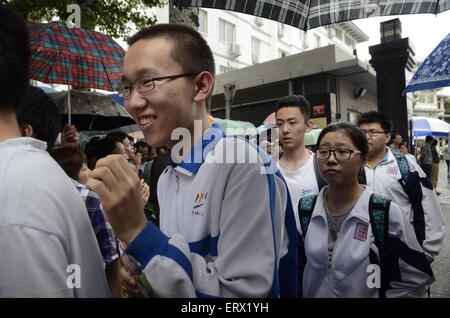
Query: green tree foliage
[[1, 0, 166, 38]]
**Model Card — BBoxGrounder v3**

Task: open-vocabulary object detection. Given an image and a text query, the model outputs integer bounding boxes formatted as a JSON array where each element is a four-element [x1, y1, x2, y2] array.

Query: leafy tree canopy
[[1, 0, 166, 38]]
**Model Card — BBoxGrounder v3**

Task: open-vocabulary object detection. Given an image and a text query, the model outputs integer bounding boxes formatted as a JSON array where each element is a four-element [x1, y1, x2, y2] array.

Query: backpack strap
[[368, 193, 391, 298], [297, 194, 318, 297], [393, 153, 410, 183], [313, 155, 328, 191], [298, 194, 318, 236], [392, 153, 426, 246]]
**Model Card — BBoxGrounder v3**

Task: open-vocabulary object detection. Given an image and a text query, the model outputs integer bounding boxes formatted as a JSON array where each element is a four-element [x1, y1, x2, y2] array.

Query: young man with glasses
[[0, 5, 109, 297], [87, 24, 298, 298], [357, 111, 445, 265]]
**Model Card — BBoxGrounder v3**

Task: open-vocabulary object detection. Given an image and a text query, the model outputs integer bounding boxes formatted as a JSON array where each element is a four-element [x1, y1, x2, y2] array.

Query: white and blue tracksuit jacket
[[365, 148, 445, 258], [126, 123, 298, 297], [302, 187, 434, 298]]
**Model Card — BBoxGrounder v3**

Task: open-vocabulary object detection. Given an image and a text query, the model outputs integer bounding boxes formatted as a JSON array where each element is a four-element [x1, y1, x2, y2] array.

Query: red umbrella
[[28, 21, 126, 126], [263, 112, 276, 126], [28, 21, 125, 91]]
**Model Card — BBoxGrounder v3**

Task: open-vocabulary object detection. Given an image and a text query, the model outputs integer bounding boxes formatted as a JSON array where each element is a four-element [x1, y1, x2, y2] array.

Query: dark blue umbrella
[[404, 32, 450, 93]]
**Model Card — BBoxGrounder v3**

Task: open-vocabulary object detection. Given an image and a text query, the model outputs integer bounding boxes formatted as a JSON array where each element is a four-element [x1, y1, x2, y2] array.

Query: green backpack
[[298, 193, 391, 297]]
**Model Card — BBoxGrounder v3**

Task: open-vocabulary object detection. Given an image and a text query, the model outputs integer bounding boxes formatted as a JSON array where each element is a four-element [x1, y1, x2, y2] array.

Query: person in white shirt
[[357, 111, 445, 264], [275, 95, 319, 229], [0, 5, 109, 297], [299, 123, 433, 298], [87, 24, 298, 298]]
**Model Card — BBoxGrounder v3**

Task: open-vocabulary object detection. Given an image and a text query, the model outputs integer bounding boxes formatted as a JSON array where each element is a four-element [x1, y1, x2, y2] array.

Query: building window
[[198, 10, 207, 34], [314, 34, 321, 48], [427, 95, 434, 103], [252, 37, 261, 64], [334, 28, 343, 41], [419, 95, 426, 103], [345, 35, 354, 47], [219, 19, 235, 44]]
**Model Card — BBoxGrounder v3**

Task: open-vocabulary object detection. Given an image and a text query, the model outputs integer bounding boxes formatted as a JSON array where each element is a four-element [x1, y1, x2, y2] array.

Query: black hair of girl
[[316, 122, 369, 157]]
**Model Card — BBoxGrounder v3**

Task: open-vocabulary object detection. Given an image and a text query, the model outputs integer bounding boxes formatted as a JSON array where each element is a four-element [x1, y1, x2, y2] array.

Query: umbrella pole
[[68, 84, 71, 126]]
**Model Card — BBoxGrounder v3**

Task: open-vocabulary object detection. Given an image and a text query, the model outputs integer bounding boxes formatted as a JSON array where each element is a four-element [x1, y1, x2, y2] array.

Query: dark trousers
[[421, 164, 433, 181]]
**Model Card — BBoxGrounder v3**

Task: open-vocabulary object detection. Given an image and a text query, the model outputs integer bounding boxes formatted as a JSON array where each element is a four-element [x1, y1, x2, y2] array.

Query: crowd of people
[[0, 4, 446, 298]]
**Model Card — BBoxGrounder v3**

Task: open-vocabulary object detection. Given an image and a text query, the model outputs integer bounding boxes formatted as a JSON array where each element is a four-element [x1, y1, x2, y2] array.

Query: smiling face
[[317, 130, 366, 187], [275, 106, 312, 151], [122, 37, 200, 148]]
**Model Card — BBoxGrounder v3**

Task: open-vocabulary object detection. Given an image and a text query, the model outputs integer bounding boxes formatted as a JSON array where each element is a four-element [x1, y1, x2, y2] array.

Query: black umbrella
[[174, 0, 450, 31], [48, 90, 135, 131]]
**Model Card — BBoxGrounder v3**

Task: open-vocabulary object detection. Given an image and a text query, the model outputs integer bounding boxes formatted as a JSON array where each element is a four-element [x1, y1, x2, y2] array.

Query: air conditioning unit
[[230, 44, 241, 58], [255, 17, 264, 26]]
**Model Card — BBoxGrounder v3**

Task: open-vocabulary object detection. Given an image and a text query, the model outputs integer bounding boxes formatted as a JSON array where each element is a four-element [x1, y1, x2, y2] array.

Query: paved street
[[430, 161, 450, 298]]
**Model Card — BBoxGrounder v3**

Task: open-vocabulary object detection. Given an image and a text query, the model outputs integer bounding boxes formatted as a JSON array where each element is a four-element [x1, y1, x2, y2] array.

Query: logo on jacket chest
[[192, 192, 208, 216]]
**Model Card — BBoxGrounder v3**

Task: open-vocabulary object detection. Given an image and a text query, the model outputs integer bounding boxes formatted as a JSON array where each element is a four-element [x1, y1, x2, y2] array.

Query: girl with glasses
[[298, 123, 433, 298]]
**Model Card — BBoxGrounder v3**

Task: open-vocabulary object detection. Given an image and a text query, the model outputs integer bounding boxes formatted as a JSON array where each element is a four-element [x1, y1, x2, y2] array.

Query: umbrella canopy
[[174, 0, 450, 31], [305, 128, 323, 146], [28, 21, 125, 91], [263, 112, 276, 126], [48, 90, 135, 131], [412, 116, 450, 137], [214, 118, 257, 135], [404, 32, 450, 93]]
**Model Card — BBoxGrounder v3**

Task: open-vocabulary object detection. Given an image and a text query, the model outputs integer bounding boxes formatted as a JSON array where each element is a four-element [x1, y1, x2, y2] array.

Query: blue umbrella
[[412, 116, 450, 137], [404, 32, 450, 93]]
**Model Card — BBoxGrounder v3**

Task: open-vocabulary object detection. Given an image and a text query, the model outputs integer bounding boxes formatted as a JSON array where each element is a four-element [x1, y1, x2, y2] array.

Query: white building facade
[[194, 9, 369, 75]]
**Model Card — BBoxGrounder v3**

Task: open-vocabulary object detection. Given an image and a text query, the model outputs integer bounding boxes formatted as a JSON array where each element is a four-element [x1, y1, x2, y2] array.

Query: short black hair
[[0, 5, 30, 110], [92, 136, 123, 161], [317, 122, 369, 157], [275, 95, 311, 122], [107, 131, 132, 143], [425, 135, 434, 143], [357, 111, 393, 134], [16, 86, 61, 152], [128, 23, 215, 77]]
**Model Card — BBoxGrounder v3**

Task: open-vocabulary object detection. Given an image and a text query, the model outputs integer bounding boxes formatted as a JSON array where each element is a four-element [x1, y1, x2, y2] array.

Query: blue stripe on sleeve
[[126, 221, 193, 281], [189, 234, 219, 257]]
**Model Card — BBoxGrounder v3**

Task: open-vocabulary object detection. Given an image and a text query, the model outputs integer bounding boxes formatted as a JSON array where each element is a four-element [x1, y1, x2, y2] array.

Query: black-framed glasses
[[361, 129, 387, 137], [316, 148, 362, 161], [118, 72, 200, 98]]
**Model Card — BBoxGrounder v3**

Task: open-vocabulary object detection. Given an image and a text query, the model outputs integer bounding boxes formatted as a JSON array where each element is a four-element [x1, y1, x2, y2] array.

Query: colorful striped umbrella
[[28, 21, 125, 91]]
